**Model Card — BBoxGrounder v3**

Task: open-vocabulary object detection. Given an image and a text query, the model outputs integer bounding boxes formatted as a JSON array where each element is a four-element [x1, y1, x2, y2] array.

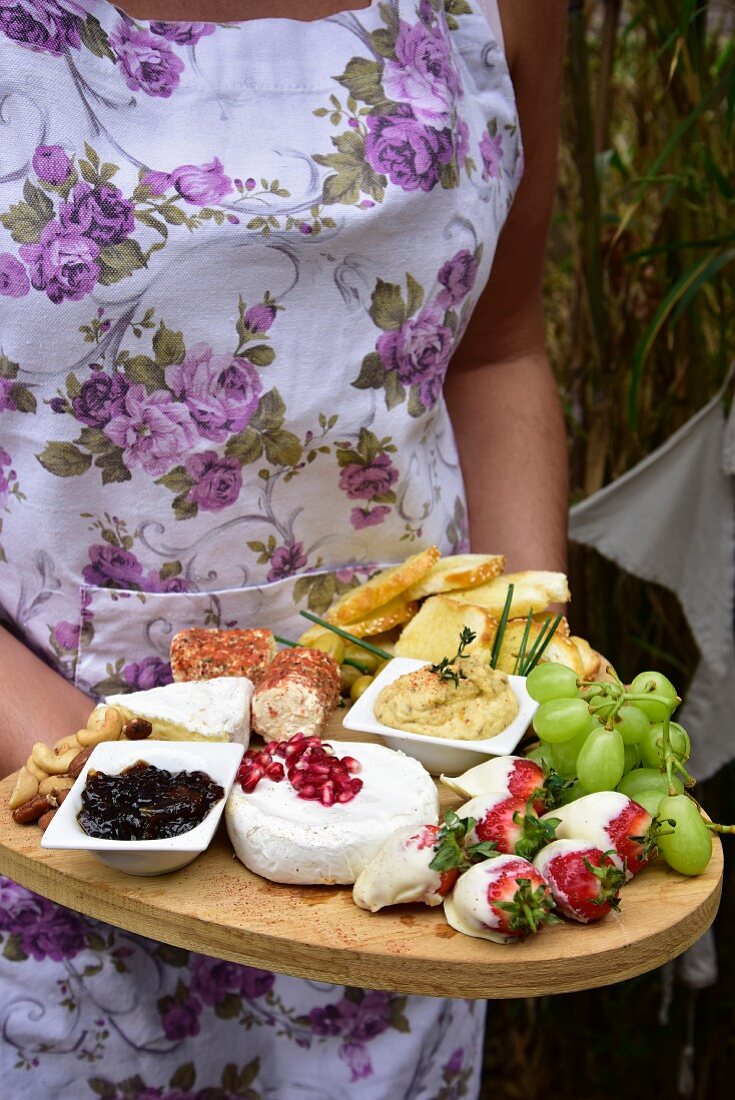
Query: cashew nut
[[53, 733, 82, 756], [26, 755, 48, 782], [8, 767, 39, 810], [38, 774, 75, 798], [77, 705, 123, 747], [31, 742, 78, 776]]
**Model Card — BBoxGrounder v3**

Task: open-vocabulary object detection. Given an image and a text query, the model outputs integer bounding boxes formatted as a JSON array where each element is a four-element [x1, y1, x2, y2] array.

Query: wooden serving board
[[0, 719, 723, 1000]]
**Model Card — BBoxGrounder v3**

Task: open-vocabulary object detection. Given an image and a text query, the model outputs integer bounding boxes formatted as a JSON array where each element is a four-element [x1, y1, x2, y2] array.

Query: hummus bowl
[[342, 658, 538, 775]]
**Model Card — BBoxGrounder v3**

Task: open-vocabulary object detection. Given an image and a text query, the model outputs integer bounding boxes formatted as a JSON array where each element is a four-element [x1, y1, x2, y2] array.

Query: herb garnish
[[430, 627, 476, 688]]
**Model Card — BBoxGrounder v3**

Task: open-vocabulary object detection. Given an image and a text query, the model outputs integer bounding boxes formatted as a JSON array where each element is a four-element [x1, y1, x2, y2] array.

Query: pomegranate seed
[[341, 756, 362, 774], [337, 789, 355, 803], [241, 765, 263, 792], [299, 784, 317, 800], [255, 751, 272, 767], [320, 782, 335, 806], [266, 762, 285, 781], [351, 778, 363, 795], [291, 771, 306, 790], [306, 763, 331, 778]]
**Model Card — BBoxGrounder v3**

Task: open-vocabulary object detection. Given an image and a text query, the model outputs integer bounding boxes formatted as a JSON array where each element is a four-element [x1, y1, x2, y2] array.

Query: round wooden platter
[[0, 719, 723, 1000]]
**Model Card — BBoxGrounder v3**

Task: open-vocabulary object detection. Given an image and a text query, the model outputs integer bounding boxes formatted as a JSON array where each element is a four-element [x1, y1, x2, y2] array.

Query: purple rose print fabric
[[0, 1, 520, 1096]]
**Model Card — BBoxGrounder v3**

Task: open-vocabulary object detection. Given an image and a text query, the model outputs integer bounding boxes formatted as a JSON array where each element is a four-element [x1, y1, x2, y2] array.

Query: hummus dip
[[374, 656, 519, 741]]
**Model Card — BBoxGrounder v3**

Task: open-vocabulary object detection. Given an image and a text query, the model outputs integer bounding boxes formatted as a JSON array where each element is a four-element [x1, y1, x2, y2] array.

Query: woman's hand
[[0, 627, 94, 779]]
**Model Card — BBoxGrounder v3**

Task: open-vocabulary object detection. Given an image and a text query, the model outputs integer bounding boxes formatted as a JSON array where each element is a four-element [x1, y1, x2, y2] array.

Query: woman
[[0, 1, 568, 1096]]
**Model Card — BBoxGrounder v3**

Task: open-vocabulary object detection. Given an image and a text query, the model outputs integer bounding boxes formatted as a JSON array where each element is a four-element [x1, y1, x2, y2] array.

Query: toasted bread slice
[[327, 547, 440, 625], [493, 619, 583, 677], [570, 635, 603, 679], [404, 553, 506, 600], [343, 595, 419, 638], [534, 612, 570, 637], [297, 622, 401, 653], [451, 571, 570, 618], [394, 595, 497, 664]]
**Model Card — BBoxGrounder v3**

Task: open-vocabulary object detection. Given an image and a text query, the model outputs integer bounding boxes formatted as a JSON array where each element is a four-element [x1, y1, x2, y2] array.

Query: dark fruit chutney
[[78, 761, 224, 841]]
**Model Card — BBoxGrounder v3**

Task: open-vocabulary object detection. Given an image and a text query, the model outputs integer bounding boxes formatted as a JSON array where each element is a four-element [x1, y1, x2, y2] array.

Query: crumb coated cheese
[[171, 628, 277, 684], [251, 647, 341, 740]]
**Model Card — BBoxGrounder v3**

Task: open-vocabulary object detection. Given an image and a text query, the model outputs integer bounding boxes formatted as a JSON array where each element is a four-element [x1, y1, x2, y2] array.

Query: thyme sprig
[[430, 627, 477, 688]]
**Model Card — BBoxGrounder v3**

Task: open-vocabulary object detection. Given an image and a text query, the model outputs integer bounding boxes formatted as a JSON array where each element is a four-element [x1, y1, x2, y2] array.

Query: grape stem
[[705, 822, 735, 834]]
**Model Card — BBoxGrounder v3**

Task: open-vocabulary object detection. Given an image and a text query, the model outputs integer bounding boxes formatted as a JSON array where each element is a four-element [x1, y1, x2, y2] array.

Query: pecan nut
[[12, 795, 53, 825], [37, 809, 57, 831], [68, 747, 94, 779]]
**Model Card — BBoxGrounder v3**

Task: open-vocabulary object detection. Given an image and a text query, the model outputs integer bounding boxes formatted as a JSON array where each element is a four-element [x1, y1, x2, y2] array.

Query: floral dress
[[0, 1, 522, 1096]]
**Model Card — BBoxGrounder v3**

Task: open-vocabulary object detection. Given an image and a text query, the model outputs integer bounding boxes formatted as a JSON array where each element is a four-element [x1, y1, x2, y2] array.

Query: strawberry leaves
[[429, 810, 497, 874], [494, 877, 562, 937]]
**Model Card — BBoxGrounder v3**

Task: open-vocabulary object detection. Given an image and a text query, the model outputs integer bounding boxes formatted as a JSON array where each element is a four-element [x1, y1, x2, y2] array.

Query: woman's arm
[[444, 0, 568, 573], [0, 627, 94, 778]]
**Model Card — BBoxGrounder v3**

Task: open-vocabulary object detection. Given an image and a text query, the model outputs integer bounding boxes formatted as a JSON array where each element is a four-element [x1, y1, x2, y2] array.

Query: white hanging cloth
[[569, 369, 735, 780]]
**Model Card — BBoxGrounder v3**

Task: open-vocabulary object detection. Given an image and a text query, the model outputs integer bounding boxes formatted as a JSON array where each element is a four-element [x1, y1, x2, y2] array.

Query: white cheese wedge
[[226, 741, 438, 885], [106, 676, 253, 745]]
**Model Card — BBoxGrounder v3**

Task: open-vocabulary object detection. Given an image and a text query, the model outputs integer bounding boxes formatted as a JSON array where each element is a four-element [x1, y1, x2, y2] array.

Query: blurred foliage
[[548, 0, 734, 498], [481, 4, 734, 1098]]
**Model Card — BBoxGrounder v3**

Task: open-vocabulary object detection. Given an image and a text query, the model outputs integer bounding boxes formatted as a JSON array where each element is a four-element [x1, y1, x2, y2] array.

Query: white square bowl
[[342, 658, 538, 775], [41, 739, 245, 876]]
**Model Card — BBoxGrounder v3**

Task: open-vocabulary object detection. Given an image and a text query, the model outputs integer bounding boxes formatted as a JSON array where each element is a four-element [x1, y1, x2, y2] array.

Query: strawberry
[[533, 840, 627, 923], [442, 755, 567, 814], [459, 792, 559, 861], [543, 791, 656, 878], [353, 812, 495, 913], [444, 854, 560, 943]]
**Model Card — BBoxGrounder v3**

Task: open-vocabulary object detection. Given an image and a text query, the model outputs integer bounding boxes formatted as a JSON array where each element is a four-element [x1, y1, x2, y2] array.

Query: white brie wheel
[[225, 740, 439, 885]]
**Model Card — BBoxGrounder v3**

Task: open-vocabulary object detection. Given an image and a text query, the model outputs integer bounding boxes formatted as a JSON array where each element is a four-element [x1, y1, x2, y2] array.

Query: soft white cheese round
[[352, 824, 444, 912], [226, 741, 439, 885]]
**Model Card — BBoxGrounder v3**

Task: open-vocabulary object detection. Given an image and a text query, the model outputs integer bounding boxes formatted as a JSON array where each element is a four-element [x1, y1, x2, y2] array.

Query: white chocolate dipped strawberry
[[444, 854, 559, 944], [457, 791, 559, 861], [542, 791, 655, 879], [353, 811, 495, 913], [533, 839, 626, 923], [441, 755, 565, 814]]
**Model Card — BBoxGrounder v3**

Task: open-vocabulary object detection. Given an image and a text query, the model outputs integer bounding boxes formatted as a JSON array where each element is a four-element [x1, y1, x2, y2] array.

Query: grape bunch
[[523, 662, 729, 876]]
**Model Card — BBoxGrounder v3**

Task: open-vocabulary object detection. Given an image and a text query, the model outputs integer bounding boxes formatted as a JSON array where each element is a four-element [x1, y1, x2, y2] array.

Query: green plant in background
[[478, 7, 735, 1097], [548, 0, 734, 497]]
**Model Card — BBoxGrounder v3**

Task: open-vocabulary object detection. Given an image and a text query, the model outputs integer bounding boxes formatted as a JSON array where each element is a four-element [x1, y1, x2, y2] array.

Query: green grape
[[613, 704, 650, 746], [629, 671, 679, 722], [525, 743, 556, 770], [622, 742, 641, 774], [525, 662, 579, 704], [549, 719, 597, 777], [533, 698, 591, 744], [657, 795, 712, 875], [639, 721, 691, 769], [557, 779, 590, 806], [633, 789, 665, 817], [577, 726, 625, 792], [617, 767, 684, 801]]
